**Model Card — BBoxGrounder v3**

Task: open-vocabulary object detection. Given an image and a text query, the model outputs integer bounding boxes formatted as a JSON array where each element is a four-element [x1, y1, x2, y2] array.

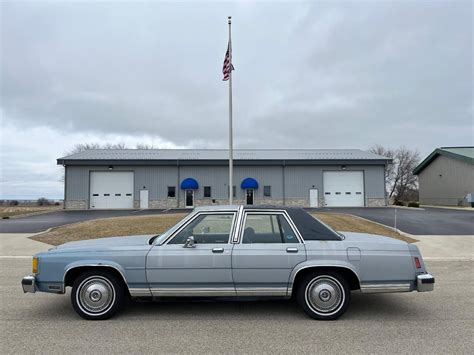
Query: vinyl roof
[[413, 146, 474, 175], [58, 149, 390, 162]]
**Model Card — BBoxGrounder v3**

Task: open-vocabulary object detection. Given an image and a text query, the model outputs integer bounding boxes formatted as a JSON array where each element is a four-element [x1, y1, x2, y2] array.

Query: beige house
[[414, 147, 474, 206]]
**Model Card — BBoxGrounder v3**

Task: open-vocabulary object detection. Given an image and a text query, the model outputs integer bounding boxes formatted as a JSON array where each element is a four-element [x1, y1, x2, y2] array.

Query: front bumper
[[22, 275, 36, 293], [417, 273, 435, 292]]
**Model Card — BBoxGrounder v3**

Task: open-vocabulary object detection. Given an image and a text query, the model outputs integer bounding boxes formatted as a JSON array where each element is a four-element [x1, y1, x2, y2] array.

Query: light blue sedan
[[22, 206, 434, 320]]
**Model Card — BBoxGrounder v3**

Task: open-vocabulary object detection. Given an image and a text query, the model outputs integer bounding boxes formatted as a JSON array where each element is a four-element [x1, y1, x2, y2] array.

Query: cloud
[[0, 120, 182, 199], [0, 0, 472, 198]]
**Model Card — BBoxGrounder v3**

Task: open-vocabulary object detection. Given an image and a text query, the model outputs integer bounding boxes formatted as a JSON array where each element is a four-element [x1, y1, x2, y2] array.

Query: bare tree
[[67, 142, 127, 155], [370, 145, 420, 201], [370, 144, 395, 194], [392, 146, 420, 200], [135, 143, 155, 149]]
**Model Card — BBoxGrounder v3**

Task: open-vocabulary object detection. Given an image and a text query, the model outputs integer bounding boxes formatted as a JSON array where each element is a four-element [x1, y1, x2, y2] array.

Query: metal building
[[57, 149, 391, 209], [414, 146, 474, 206]]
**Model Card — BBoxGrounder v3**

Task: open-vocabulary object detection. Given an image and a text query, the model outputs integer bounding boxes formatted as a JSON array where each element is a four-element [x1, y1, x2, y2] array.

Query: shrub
[[407, 202, 420, 208], [8, 200, 19, 206], [393, 200, 404, 206]]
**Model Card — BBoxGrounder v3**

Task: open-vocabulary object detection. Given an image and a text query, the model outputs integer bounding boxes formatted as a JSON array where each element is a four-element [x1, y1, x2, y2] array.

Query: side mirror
[[183, 236, 196, 248]]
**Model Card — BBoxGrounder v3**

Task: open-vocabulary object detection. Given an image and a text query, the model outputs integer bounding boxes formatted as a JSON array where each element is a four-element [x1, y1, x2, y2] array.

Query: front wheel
[[71, 270, 125, 320], [297, 271, 350, 320]]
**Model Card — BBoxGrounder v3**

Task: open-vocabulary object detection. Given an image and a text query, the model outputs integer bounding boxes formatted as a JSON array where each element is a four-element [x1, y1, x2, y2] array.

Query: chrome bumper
[[417, 273, 435, 292], [22, 275, 36, 293]]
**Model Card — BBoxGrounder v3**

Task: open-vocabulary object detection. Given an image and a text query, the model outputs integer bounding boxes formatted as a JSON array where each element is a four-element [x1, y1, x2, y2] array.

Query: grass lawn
[[31, 212, 416, 245], [0, 205, 63, 218]]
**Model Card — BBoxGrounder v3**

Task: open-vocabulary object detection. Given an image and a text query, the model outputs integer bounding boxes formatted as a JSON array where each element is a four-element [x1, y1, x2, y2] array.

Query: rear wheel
[[297, 271, 350, 320], [71, 270, 124, 320]]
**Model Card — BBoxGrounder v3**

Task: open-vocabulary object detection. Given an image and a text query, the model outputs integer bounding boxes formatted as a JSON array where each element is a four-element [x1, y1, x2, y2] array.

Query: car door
[[146, 211, 236, 296], [232, 211, 306, 296]]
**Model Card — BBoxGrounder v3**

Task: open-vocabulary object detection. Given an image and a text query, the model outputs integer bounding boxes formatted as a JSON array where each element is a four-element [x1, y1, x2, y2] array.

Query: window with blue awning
[[180, 178, 199, 190], [241, 177, 258, 189]]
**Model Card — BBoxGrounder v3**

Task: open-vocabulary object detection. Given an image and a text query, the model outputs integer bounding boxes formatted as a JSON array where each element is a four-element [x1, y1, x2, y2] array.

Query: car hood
[[50, 235, 154, 252]]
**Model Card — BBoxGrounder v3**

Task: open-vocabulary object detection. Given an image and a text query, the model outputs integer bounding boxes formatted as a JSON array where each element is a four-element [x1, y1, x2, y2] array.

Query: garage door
[[90, 171, 134, 209], [323, 171, 364, 207]]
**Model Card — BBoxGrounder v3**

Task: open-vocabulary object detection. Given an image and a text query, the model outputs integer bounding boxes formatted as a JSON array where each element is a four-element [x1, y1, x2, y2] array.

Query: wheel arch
[[63, 263, 128, 291], [289, 265, 361, 296]]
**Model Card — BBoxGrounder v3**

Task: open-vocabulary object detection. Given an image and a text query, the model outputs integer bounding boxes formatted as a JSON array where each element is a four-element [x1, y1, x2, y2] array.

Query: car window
[[168, 213, 235, 244], [242, 214, 299, 244]]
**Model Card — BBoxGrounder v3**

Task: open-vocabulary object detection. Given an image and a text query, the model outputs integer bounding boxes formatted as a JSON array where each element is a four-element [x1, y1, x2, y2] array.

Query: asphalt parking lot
[[315, 207, 474, 235], [1, 258, 472, 354], [0, 209, 186, 233], [1, 206, 473, 235]]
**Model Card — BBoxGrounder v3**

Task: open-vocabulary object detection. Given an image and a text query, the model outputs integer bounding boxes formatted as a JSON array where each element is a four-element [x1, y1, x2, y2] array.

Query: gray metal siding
[[65, 166, 90, 200], [179, 166, 229, 199], [284, 166, 321, 198], [284, 165, 385, 200], [65, 164, 387, 206], [418, 155, 474, 205], [133, 166, 178, 199]]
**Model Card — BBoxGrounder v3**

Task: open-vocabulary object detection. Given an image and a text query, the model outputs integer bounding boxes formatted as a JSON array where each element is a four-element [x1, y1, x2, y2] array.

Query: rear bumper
[[21, 275, 36, 293], [417, 273, 435, 292]]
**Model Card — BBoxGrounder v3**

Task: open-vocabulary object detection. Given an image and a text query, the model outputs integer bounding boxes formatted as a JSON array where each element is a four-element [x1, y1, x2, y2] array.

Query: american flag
[[222, 41, 234, 81]]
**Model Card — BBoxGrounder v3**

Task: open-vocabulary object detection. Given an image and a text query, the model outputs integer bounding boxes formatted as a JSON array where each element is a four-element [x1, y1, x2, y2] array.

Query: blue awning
[[241, 177, 258, 189], [180, 178, 199, 190]]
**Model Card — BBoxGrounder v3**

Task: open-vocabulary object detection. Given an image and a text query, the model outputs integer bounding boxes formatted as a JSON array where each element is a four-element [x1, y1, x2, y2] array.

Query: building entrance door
[[246, 189, 254, 205]]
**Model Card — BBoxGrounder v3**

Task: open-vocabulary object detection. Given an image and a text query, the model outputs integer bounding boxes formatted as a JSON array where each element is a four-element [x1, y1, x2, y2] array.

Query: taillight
[[414, 257, 421, 269]]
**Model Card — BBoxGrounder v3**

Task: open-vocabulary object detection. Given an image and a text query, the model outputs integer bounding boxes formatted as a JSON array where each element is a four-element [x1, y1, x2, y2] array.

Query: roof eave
[[58, 158, 392, 166], [413, 148, 474, 175]]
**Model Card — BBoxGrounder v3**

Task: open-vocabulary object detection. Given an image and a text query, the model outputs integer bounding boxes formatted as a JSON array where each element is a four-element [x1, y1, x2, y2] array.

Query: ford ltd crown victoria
[[22, 206, 434, 320]]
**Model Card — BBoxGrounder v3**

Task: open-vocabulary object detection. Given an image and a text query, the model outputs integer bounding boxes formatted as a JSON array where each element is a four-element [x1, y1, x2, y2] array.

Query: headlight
[[32, 257, 38, 274]]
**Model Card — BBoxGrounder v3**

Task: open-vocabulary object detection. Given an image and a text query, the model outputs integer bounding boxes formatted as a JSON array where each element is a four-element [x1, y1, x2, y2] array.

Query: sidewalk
[[414, 235, 473, 260], [0, 233, 50, 256]]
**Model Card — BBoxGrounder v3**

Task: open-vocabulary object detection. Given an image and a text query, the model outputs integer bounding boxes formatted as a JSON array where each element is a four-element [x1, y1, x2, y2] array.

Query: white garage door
[[323, 171, 364, 207], [90, 171, 134, 209]]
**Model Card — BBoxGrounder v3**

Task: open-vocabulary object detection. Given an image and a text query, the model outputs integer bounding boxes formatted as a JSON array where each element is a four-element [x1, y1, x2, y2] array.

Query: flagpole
[[228, 16, 234, 205]]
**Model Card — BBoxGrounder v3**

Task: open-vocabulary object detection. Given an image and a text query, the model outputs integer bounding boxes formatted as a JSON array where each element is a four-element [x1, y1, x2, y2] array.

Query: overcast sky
[[1, 0, 472, 199]]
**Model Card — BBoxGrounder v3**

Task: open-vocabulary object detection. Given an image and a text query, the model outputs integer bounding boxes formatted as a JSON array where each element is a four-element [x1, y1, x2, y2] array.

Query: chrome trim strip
[[360, 283, 411, 294], [150, 287, 236, 297], [235, 287, 288, 296], [129, 288, 153, 297], [232, 206, 244, 243], [288, 265, 362, 296]]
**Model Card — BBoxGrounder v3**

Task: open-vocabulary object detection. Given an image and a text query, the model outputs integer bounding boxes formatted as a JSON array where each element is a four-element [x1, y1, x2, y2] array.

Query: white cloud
[[0, 121, 182, 199], [0, 0, 472, 198]]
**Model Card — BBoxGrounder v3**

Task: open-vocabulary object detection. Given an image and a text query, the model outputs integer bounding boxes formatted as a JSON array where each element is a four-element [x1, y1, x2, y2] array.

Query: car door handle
[[212, 247, 224, 253], [286, 247, 298, 253]]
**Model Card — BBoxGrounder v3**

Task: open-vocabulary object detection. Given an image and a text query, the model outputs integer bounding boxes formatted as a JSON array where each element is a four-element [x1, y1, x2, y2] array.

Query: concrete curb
[[420, 205, 474, 212]]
